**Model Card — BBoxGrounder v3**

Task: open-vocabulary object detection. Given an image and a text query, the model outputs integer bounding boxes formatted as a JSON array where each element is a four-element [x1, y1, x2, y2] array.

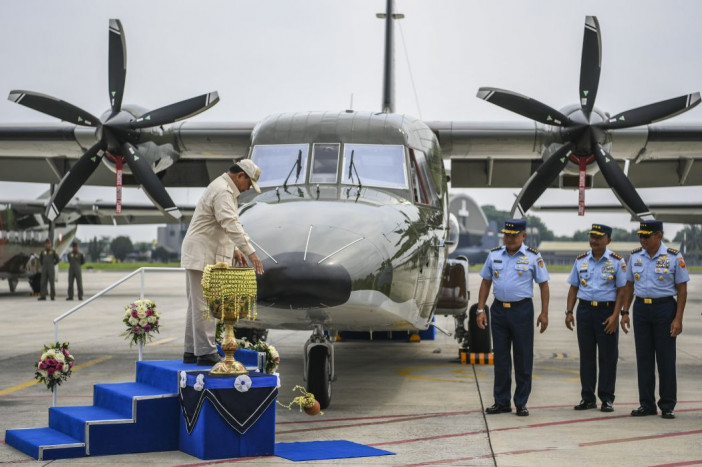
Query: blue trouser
[[633, 298, 677, 412], [576, 301, 618, 404], [490, 299, 534, 407]]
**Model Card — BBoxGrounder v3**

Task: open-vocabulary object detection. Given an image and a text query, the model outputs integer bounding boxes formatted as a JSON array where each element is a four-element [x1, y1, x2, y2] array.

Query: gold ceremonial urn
[[201, 263, 258, 376]]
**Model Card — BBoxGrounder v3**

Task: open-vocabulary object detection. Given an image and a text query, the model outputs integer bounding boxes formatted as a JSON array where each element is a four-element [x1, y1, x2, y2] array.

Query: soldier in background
[[66, 241, 85, 301], [38, 238, 59, 301]]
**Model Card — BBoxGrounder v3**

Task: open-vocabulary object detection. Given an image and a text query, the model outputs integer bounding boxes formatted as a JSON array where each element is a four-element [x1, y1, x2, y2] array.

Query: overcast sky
[[1, 0, 701, 242]]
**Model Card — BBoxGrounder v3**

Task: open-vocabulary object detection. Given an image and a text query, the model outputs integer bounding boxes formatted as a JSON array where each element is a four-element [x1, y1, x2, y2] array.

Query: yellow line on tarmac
[[146, 337, 176, 347], [396, 364, 479, 383], [0, 355, 112, 396]]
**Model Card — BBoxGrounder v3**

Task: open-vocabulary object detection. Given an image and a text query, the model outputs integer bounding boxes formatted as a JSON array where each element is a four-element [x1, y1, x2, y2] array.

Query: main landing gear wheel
[[468, 303, 491, 353], [306, 345, 332, 409]]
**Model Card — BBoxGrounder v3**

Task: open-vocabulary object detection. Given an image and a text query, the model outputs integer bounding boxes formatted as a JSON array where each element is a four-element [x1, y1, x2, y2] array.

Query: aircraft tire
[[306, 345, 332, 409], [8, 278, 18, 293], [468, 303, 491, 353], [29, 273, 41, 294]]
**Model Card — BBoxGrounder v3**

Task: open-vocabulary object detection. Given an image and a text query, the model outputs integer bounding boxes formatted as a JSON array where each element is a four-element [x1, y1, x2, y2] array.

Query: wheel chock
[[459, 350, 494, 365], [408, 334, 421, 343]]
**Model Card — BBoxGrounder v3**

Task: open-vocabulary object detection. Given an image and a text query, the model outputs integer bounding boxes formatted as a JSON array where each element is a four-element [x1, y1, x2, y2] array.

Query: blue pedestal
[[178, 372, 277, 460]]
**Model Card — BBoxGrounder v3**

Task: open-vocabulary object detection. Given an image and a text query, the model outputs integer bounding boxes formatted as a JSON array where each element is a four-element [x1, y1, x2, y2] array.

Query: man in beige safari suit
[[181, 160, 264, 366]]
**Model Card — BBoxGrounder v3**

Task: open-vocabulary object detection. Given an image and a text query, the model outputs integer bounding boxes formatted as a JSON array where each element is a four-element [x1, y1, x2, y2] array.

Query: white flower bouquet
[[122, 299, 160, 346], [34, 342, 75, 392]]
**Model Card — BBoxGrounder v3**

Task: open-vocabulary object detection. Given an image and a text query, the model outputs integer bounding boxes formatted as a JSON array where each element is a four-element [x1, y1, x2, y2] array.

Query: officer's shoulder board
[[527, 246, 539, 255], [491, 246, 503, 251], [576, 252, 588, 260], [631, 247, 643, 254], [667, 247, 679, 255], [610, 252, 623, 260]]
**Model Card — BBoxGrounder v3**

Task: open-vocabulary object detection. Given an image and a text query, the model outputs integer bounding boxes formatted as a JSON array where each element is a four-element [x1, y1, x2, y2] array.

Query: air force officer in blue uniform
[[565, 224, 627, 413], [622, 220, 689, 419], [477, 219, 550, 417]]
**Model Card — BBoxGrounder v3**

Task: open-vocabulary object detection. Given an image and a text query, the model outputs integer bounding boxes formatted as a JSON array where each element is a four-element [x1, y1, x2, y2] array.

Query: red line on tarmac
[[276, 409, 480, 425], [580, 429, 702, 447], [276, 413, 456, 435], [403, 447, 558, 466], [650, 461, 702, 467], [173, 456, 275, 466], [370, 429, 487, 447]]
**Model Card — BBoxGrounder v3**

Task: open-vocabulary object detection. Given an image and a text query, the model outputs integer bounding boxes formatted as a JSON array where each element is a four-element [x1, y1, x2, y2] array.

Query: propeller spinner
[[8, 19, 220, 221], [477, 16, 700, 220]]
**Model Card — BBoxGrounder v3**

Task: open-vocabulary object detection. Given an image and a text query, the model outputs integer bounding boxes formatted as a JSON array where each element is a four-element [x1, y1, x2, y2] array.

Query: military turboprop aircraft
[[2, 3, 702, 408]]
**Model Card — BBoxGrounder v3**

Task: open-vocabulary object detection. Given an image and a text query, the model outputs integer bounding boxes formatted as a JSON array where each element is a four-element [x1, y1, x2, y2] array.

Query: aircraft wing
[[533, 201, 702, 224], [0, 198, 196, 226], [428, 121, 702, 188], [0, 121, 254, 187]]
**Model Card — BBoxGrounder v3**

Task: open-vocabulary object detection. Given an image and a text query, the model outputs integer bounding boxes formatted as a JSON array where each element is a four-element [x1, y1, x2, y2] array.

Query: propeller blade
[[593, 144, 653, 220], [477, 87, 572, 127], [121, 142, 182, 219], [579, 16, 602, 120], [130, 91, 220, 129], [511, 143, 573, 217], [601, 92, 701, 130], [8, 90, 100, 127], [108, 19, 127, 117], [46, 142, 105, 221]]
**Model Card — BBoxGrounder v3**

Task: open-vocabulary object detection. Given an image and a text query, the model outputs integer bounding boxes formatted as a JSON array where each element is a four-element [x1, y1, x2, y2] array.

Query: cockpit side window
[[250, 144, 309, 188], [310, 143, 340, 183], [341, 144, 408, 189], [410, 149, 440, 208]]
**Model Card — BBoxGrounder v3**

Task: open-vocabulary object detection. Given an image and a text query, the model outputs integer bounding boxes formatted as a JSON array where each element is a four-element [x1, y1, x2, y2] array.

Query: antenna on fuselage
[[377, 0, 404, 113]]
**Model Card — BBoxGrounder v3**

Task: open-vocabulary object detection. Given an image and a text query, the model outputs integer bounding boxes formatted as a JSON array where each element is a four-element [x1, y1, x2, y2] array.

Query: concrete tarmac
[[0, 269, 700, 466]]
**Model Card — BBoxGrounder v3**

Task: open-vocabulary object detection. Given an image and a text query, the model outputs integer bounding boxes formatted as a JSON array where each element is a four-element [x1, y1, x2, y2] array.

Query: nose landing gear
[[304, 325, 334, 409]]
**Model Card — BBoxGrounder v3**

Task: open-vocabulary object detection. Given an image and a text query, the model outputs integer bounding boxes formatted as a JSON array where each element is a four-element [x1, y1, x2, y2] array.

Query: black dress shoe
[[485, 403, 512, 414], [38, 297, 46, 301], [574, 400, 597, 410], [196, 353, 221, 366], [600, 401, 614, 412], [516, 406, 529, 417], [631, 406, 657, 417], [183, 352, 196, 364], [66, 297, 73, 301], [661, 410, 675, 419]]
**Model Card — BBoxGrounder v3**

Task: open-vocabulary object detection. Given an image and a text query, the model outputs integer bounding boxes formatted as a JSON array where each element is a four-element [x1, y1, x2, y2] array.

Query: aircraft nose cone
[[257, 252, 352, 309]]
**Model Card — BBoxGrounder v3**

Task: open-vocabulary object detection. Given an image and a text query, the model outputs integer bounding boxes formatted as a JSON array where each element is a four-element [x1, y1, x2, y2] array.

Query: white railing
[[51, 267, 185, 406]]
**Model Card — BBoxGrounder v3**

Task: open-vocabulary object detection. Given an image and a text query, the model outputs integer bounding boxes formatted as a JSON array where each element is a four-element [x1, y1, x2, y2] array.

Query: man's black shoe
[[574, 400, 597, 410], [79, 297, 83, 300], [631, 406, 657, 417], [600, 401, 614, 412], [485, 403, 512, 414], [196, 353, 221, 366], [38, 297, 46, 301], [516, 406, 529, 417], [50, 297, 55, 301], [66, 297, 73, 301], [183, 352, 196, 364], [661, 410, 675, 419]]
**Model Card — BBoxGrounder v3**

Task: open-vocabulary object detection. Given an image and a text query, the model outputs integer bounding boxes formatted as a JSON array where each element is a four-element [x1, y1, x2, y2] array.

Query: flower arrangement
[[122, 299, 160, 346], [236, 338, 280, 374], [277, 385, 322, 416], [34, 342, 75, 392]]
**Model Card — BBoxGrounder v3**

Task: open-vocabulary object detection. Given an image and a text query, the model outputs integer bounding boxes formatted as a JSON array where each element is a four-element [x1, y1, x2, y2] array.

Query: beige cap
[[237, 159, 261, 193]]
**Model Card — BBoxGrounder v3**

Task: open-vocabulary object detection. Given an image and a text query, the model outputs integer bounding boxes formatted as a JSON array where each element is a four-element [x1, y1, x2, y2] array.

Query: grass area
[[58, 262, 181, 271]]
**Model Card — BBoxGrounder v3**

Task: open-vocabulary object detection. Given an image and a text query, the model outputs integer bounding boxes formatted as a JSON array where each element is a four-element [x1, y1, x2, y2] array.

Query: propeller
[[477, 15, 700, 220], [8, 19, 220, 221]]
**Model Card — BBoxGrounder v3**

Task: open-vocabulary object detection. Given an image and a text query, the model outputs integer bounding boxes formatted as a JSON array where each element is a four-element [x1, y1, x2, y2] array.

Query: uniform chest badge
[[494, 271, 499, 278], [581, 278, 587, 286], [634, 273, 641, 281]]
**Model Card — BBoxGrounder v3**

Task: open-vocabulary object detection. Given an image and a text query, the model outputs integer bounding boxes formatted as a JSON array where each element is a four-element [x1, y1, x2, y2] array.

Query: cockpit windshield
[[342, 144, 407, 189], [250, 144, 309, 188]]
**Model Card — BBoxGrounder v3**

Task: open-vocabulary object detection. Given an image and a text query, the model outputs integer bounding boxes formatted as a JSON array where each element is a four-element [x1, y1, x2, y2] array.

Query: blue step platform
[[5, 350, 264, 461]]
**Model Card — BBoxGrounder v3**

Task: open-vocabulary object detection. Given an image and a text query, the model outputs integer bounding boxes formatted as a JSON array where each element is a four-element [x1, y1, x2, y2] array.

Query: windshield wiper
[[348, 150, 362, 189], [283, 149, 303, 189]]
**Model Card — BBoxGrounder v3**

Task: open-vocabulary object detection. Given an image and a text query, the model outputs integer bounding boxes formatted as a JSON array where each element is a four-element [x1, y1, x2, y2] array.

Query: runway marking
[[146, 337, 176, 347], [0, 356, 112, 396], [579, 428, 702, 447], [651, 461, 702, 467], [396, 364, 486, 382], [403, 447, 558, 466]]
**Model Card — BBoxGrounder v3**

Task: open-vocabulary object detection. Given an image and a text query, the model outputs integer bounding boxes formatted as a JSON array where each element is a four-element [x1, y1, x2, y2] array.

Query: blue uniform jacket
[[480, 244, 549, 302], [567, 248, 627, 301], [626, 243, 689, 298]]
